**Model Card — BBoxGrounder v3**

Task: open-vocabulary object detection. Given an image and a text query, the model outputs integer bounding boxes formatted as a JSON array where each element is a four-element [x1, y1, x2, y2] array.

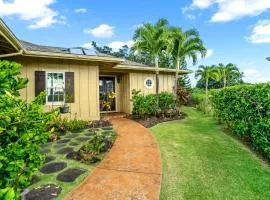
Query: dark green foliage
[[67, 119, 88, 132], [0, 60, 57, 199], [46, 117, 69, 134], [0, 60, 28, 96], [131, 90, 177, 118], [210, 84, 270, 159]]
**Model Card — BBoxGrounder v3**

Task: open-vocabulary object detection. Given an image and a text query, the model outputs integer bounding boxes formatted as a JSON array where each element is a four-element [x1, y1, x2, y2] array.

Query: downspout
[[0, 49, 23, 58]]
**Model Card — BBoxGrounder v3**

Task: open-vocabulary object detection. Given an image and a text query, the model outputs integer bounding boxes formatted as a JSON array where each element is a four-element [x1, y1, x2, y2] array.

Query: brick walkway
[[65, 118, 162, 200]]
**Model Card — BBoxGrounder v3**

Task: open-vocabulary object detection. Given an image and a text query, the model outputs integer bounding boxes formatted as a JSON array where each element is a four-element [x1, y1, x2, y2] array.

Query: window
[[46, 72, 65, 104], [144, 77, 154, 89]]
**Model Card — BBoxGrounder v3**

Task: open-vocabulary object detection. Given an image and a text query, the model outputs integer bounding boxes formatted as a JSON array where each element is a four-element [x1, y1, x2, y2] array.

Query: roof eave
[[114, 64, 192, 74]]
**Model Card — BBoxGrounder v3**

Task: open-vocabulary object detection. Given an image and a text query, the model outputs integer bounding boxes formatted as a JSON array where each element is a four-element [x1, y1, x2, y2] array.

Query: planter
[[60, 106, 70, 114]]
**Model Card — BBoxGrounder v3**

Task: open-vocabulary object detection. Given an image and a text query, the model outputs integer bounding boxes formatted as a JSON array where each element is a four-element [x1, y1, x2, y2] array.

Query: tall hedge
[[210, 84, 270, 159]]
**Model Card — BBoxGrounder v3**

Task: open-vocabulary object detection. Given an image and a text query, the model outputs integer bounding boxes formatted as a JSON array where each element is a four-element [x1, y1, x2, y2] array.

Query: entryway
[[99, 76, 116, 112]]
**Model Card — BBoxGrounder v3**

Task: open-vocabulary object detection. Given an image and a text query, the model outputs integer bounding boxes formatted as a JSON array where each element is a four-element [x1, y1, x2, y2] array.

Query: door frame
[[99, 75, 118, 113]]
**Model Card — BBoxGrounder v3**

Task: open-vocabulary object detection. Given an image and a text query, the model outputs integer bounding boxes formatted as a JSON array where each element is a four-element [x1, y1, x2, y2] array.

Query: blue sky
[[1, 0, 270, 85]]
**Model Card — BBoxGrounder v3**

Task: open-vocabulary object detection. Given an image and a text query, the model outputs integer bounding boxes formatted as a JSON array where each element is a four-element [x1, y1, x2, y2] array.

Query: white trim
[[99, 75, 117, 112], [45, 71, 65, 106], [144, 77, 154, 89]]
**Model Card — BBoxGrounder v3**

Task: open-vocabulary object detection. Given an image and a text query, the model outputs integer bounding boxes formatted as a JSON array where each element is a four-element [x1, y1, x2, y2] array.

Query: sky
[[1, 0, 270, 86]]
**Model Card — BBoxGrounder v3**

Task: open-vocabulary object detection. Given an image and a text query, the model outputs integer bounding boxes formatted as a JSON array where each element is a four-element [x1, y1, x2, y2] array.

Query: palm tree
[[195, 65, 216, 94], [216, 63, 240, 88], [167, 27, 207, 97], [133, 18, 169, 100]]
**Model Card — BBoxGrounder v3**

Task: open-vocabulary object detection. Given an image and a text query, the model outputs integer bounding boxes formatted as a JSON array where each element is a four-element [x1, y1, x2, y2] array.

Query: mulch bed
[[130, 112, 187, 128], [56, 147, 74, 155], [24, 184, 61, 200], [101, 127, 113, 131], [44, 156, 56, 164], [56, 168, 87, 182], [39, 162, 67, 174]]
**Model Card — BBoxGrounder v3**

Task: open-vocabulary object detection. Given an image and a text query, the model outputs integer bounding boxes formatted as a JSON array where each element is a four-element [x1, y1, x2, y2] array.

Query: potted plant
[[59, 91, 72, 114]]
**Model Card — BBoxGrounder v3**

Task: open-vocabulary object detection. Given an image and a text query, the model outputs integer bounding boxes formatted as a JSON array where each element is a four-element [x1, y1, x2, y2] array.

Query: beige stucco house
[[0, 19, 190, 120]]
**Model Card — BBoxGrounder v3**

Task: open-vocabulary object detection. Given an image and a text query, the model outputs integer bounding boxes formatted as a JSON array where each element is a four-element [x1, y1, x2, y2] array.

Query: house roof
[[0, 18, 191, 75]]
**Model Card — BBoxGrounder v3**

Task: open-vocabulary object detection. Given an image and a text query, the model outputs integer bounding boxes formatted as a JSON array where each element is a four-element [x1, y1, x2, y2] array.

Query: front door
[[99, 77, 116, 112]]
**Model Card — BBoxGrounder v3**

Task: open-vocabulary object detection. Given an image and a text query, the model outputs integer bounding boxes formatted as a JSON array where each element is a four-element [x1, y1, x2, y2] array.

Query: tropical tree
[[215, 63, 241, 88], [195, 65, 217, 94], [167, 27, 207, 97], [132, 18, 169, 101]]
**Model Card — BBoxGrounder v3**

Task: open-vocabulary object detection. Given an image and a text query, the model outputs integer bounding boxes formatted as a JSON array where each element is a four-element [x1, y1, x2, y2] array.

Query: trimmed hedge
[[210, 83, 270, 159]]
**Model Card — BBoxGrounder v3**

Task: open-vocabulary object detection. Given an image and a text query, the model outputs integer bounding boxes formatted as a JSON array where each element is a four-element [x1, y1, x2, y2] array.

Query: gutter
[[0, 49, 23, 58]]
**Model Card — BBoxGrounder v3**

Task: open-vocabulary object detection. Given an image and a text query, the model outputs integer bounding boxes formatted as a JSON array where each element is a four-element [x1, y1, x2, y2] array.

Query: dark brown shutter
[[35, 71, 46, 97], [65, 72, 74, 103]]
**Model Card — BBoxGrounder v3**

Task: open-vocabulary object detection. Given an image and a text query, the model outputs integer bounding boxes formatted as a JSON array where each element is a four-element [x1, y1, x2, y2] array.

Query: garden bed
[[21, 126, 116, 200], [130, 112, 187, 128]]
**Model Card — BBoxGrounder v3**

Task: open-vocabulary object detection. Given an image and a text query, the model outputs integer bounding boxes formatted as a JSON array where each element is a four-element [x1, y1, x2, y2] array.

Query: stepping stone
[[66, 151, 83, 161], [40, 162, 67, 174], [44, 156, 56, 164], [24, 184, 61, 200], [56, 139, 70, 144], [56, 147, 74, 155], [87, 129, 96, 133], [69, 142, 80, 146], [39, 148, 50, 155], [56, 168, 87, 182], [40, 143, 52, 148], [54, 144, 66, 149], [65, 133, 79, 138], [75, 137, 91, 142], [102, 131, 114, 135], [30, 175, 40, 185], [101, 126, 113, 131], [84, 132, 95, 137]]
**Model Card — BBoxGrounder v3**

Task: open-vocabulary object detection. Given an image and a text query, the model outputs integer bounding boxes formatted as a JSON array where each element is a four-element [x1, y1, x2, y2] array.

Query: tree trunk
[[206, 78, 208, 95], [174, 58, 180, 100], [155, 56, 159, 105]]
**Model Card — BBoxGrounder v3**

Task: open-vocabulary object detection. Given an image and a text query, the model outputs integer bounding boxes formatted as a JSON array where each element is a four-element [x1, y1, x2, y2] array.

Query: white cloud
[[0, 0, 65, 29], [81, 42, 94, 49], [84, 24, 114, 38], [247, 20, 270, 44], [75, 8, 87, 13], [205, 49, 213, 58], [108, 40, 134, 50], [184, 0, 270, 22], [243, 68, 270, 83]]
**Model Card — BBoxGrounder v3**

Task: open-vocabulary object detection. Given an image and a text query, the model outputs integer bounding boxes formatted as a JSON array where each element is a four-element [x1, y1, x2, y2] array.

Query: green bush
[[67, 119, 88, 132], [131, 90, 176, 118], [0, 60, 57, 199], [210, 84, 270, 159], [46, 116, 69, 134], [191, 88, 212, 114]]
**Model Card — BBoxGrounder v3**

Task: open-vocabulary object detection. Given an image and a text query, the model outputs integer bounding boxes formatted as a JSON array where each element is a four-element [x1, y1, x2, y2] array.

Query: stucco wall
[[15, 56, 100, 120]]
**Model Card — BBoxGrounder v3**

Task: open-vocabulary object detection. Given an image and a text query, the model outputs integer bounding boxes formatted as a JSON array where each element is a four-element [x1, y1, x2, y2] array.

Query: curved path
[[65, 118, 162, 200]]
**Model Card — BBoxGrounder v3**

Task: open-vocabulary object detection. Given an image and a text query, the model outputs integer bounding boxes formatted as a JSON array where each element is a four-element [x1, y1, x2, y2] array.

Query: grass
[[151, 107, 270, 200]]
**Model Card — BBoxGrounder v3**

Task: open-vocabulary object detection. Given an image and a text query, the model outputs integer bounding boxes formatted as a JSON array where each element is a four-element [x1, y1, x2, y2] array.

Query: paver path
[[65, 118, 162, 200]]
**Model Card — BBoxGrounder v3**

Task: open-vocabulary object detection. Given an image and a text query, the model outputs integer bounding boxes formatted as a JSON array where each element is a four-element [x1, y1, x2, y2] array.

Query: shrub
[[191, 88, 212, 114], [67, 119, 88, 132], [131, 90, 177, 118], [0, 92, 56, 198], [210, 83, 270, 159], [46, 116, 68, 134]]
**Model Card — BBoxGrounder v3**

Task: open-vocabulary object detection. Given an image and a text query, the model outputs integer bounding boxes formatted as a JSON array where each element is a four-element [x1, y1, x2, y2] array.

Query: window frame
[[144, 77, 154, 89], [45, 71, 65, 105]]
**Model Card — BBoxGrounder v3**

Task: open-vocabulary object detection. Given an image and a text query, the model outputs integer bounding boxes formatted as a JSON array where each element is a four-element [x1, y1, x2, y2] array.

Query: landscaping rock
[[39, 148, 50, 155], [56, 147, 74, 155], [40, 162, 67, 174], [75, 137, 91, 142], [101, 126, 113, 131], [65, 133, 79, 138], [84, 132, 95, 137], [66, 151, 83, 161], [69, 142, 80, 146], [24, 184, 61, 200], [44, 156, 56, 164], [54, 144, 66, 149], [40, 143, 52, 148], [56, 168, 87, 182], [56, 139, 70, 144]]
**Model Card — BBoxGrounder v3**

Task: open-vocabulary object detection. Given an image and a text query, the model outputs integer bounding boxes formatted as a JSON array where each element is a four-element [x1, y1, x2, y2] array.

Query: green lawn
[[151, 107, 270, 200]]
